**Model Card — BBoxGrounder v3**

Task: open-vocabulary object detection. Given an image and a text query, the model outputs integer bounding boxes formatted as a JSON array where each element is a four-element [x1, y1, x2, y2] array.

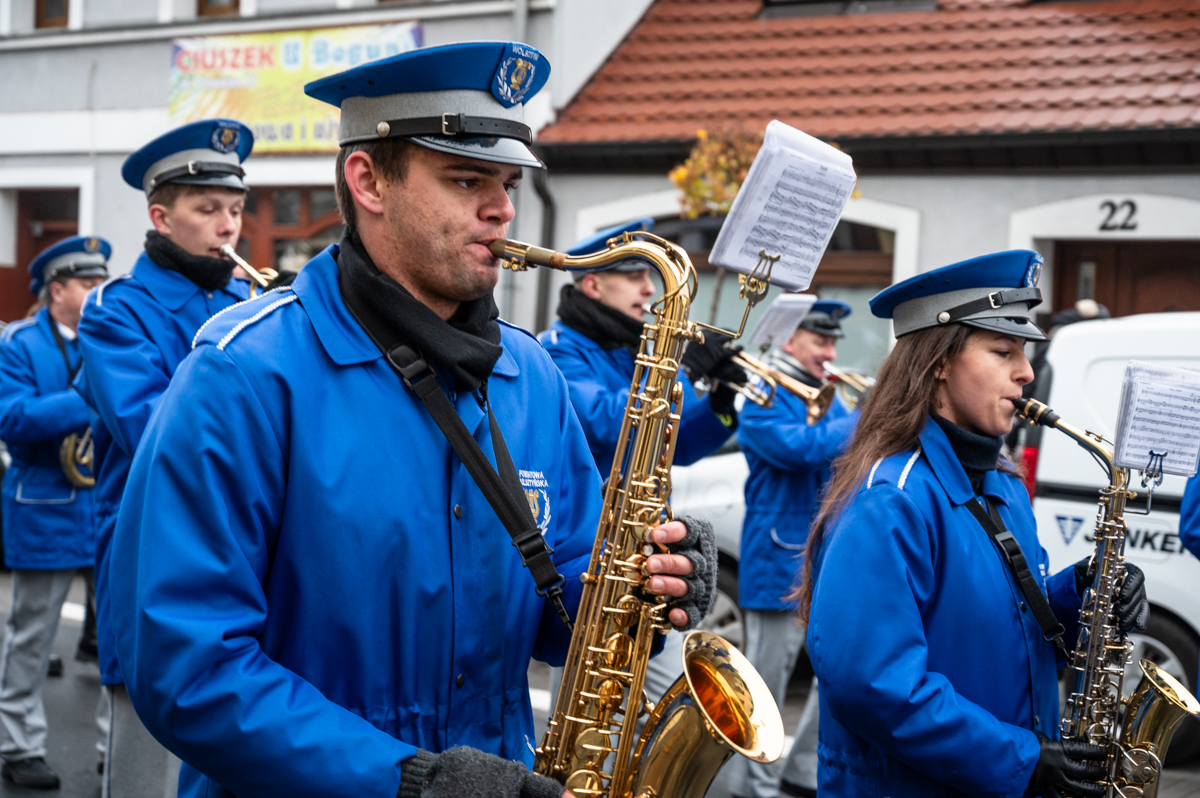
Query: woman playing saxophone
[[797, 251, 1148, 798]]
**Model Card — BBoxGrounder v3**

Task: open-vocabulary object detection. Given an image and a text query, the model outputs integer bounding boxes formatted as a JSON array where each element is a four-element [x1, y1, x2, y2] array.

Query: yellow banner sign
[[169, 22, 423, 154]]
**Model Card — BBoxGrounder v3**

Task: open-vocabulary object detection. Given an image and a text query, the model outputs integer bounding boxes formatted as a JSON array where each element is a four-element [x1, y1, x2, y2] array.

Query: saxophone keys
[[565, 769, 607, 796]]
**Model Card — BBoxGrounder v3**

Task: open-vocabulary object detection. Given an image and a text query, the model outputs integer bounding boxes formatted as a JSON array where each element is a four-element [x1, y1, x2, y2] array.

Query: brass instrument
[[219, 244, 278, 298], [725, 351, 836, 425], [59, 428, 94, 488], [1015, 397, 1200, 798], [823, 361, 874, 411], [489, 234, 784, 798]]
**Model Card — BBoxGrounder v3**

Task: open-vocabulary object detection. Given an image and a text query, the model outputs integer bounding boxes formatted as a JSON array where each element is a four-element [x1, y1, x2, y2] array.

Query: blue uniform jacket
[[808, 418, 1082, 798], [736, 390, 857, 610], [110, 246, 601, 798], [0, 308, 94, 570], [76, 253, 248, 684], [539, 319, 732, 477], [1181, 475, 1199, 561]]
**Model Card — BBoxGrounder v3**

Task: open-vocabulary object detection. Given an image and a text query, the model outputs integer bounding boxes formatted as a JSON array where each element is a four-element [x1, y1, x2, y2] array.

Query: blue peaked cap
[[122, 119, 253, 196], [870, 250, 1047, 340], [799, 299, 852, 338], [305, 41, 550, 169], [28, 235, 111, 296], [567, 218, 655, 276]]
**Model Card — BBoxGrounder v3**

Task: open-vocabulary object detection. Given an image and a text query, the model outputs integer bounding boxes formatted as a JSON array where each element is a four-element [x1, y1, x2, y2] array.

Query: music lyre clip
[[1129, 449, 1167, 515]]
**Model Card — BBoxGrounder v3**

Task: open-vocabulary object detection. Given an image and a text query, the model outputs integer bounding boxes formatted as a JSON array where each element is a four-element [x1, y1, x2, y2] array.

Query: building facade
[[533, 0, 1200, 372], [0, 0, 654, 324]]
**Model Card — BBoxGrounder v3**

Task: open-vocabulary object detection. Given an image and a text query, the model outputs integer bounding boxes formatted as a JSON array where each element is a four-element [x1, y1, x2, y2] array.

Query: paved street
[[0, 572, 1195, 797]]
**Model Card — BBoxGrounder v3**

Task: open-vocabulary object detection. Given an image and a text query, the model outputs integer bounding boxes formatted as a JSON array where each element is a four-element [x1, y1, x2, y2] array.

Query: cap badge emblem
[[1023, 255, 1043, 288], [210, 123, 241, 154], [85, 238, 101, 253], [493, 43, 540, 108]]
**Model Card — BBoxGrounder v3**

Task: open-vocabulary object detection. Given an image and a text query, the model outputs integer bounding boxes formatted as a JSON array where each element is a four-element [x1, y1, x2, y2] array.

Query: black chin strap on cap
[[147, 161, 246, 190], [374, 114, 533, 145], [937, 286, 1042, 325]]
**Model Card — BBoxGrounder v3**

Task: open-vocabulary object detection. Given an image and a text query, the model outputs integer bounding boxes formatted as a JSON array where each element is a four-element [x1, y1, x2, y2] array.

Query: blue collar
[[293, 244, 518, 378], [134, 251, 243, 311], [918, 417, 1010, 507]]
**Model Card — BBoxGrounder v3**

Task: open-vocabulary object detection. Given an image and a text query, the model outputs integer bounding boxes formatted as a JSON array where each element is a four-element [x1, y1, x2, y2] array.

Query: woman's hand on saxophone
[[646, 518, 718, 629]]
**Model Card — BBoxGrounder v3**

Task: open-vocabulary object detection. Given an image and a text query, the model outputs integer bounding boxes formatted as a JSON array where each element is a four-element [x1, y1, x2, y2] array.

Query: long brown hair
[[795, 323, 1022, 620]]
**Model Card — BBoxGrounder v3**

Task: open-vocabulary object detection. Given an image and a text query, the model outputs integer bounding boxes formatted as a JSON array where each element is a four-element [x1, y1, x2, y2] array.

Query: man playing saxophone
[[797, 252, 1149, 798], [108, 42, 716, 798], [727, 300, 859, 798]]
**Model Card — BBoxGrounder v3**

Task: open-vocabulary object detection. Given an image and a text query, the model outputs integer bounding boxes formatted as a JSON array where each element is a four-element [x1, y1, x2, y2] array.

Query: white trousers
[[726, 609, 819, 798], [101, 684, 180, 798], [0, 568, 78, 761]]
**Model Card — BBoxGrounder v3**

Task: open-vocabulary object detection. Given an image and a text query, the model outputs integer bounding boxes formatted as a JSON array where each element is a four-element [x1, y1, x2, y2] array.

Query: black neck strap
[[48, 316, 82, 383], [338, 267, 572, 630], [967, 497, 1067, 656]]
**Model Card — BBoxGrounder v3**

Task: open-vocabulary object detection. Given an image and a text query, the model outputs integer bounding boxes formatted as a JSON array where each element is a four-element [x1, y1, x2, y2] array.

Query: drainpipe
[[532, 168, 556, 333]]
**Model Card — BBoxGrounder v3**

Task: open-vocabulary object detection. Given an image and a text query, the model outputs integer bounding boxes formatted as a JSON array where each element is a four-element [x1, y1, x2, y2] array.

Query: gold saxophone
[[1015, 398, 1200, 798], [489, 234, 784, 798]]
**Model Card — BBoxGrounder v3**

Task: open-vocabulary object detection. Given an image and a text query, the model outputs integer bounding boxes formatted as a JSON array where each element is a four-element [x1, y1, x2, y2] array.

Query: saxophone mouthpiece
[[487, 239, 567, 270]]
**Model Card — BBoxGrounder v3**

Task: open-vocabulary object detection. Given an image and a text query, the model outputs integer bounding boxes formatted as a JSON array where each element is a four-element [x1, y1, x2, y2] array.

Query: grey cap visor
[[893, 285, 1047, 341], [143, 148, 247, 195], [44, 252, 108, 283], [339, 89, 543, 169]]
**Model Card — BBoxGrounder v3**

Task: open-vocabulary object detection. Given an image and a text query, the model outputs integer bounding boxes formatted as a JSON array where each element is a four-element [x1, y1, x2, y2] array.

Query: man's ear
[[578, 273, 603, 301], [46, 281, 64, 305], [148, 203, 172, 236], [344, 151, 386, 219]]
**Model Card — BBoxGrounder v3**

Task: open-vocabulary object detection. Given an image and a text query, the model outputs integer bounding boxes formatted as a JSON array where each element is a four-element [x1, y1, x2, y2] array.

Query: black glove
[[708, 357, 746, 418], [681, 333, 736, 382], [1026, 732, 1107, 798], [662, 516, 718, 630], [398, 747, 563, 798], [1072, 558, 1149, 632]]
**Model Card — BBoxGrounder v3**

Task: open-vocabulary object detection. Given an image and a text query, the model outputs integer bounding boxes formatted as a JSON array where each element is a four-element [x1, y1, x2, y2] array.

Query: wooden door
[[1054, 240, 1200, 317], [0, 190, 79, 323]]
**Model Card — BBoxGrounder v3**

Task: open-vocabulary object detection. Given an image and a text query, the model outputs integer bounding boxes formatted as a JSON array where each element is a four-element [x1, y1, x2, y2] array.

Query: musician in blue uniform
[[538, 220, 739, 708], [798, 251, 1149, 798], [76, 118, 252, 796], [109, 42, 715, 798], [727, 299, 859, 798], [1182, 475, 1199, 561], [0, 236, 108, 789]]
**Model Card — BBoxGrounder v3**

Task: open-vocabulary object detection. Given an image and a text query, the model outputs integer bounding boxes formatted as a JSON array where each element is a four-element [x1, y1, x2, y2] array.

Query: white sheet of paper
[[709, 122, 857, 292], [748, 293, 817, 348], [1112, 361, 1200, 477]]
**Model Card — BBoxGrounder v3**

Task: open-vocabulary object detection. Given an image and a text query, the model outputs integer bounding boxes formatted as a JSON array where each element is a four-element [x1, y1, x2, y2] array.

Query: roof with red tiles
[[537, 0, 1200, 146]]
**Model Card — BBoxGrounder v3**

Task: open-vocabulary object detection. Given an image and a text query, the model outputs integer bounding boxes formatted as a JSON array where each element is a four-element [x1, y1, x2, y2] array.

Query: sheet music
[[709, 122, 857, 292], [1112, 361, 1200, 477], [747, 293, 817, 348]]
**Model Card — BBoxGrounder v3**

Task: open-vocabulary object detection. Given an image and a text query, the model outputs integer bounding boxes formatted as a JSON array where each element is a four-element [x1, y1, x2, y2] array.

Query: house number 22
[[1099, 200, 1138, 231]]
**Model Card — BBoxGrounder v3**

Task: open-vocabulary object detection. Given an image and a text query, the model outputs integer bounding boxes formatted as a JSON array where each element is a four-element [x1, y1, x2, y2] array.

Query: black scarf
[[337, 233, 502, 393], [144, 231, 234, 291], [556, 284, 643, 356], [932, 413, 1003, 495]]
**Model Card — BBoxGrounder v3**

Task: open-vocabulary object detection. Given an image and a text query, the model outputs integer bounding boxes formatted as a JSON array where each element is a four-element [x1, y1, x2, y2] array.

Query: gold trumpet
[[823, 361, 874, 410], [723, 351, 836, 425], [219, 244, 278, 298], [59, 428, 94, 488]]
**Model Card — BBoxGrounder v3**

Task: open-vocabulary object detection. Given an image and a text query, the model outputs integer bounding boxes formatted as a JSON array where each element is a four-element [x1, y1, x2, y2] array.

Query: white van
[[1022, 311, 1200, 762], [678, 311, 1200, 762]]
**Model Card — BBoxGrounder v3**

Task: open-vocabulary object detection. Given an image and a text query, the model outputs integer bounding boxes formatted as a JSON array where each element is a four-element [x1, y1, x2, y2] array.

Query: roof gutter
[[531, 168, 556, 333]]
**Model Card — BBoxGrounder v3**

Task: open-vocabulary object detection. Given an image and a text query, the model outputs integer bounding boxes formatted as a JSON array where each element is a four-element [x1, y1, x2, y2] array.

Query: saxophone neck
[[487, 235, 695, 307], [1013, 397, 1118, 485]]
